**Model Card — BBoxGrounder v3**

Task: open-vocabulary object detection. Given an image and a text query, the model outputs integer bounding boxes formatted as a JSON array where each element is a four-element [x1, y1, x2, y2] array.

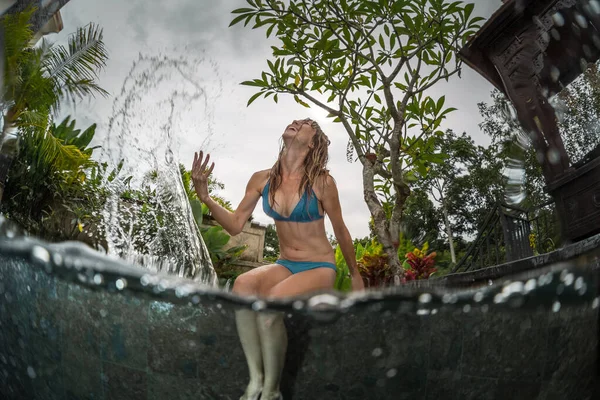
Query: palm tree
[[0, 6, 108, 199]]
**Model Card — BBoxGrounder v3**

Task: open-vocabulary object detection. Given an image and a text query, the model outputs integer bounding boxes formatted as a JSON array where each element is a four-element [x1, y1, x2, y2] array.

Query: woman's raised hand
[[192, 151, 215, 202]]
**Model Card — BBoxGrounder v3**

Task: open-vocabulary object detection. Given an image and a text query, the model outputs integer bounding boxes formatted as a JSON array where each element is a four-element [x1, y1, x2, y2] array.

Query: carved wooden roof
[[459, 0, 599, 97]]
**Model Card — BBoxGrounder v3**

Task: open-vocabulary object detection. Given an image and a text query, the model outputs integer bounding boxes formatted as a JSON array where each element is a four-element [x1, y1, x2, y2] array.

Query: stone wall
[[0, 252, 598, 400], [202, 215, 267, 267]]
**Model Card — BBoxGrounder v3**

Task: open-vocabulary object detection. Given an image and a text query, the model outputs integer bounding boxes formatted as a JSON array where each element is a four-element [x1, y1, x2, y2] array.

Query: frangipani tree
[[231, 0, 483, 278]]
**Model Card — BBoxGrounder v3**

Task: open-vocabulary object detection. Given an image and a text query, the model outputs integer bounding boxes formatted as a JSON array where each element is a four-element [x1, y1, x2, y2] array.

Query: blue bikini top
[[262, 181, 323, 222]]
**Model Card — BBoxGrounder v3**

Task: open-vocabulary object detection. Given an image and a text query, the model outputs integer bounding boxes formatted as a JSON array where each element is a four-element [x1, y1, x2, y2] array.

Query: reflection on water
[[0, 234, 598, 399]]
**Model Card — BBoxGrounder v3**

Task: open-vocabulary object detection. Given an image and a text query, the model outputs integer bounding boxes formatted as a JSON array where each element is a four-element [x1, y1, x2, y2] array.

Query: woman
[[192, 118, 363, 400]]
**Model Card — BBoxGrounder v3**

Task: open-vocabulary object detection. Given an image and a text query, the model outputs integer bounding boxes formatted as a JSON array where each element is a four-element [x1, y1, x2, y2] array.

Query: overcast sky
[[51, 0, 502, 239]]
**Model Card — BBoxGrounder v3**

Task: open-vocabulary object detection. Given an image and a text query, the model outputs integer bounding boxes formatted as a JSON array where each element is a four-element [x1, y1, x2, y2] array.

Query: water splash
[[500, 100, 528, 205], [98, 52, 223, 285]]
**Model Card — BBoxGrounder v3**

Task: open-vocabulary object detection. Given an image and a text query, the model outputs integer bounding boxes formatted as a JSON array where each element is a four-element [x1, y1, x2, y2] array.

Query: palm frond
[[22, 126, 93, 174], [43, 23, 109, 106], [1, 6, 36, 103], [50, 115, 98, 153]]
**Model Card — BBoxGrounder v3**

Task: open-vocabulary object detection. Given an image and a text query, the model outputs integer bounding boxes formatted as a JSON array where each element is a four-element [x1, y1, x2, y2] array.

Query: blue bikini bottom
[[275, 259, 337, 274]]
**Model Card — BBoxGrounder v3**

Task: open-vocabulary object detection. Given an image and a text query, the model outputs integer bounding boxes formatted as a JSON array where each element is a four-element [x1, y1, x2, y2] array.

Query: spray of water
[[499, 99, 529, 206], [98, 51, 222, 286]]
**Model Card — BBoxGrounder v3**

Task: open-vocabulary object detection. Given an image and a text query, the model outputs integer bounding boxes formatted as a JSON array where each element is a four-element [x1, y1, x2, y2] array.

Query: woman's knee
[[232, 272, 259, 296]]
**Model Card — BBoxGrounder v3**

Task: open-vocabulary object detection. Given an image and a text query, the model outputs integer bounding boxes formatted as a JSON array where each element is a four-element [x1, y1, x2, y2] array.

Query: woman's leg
[[259, 266, 337, 399], [257, 312, 287, 400], [232, 264, 291, 400]]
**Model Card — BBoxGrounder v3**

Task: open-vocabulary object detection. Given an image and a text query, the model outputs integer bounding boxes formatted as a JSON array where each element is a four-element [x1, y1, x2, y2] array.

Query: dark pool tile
[[62, 351, 103, 400], [461, 309, 548, 380], [0, 366, 36, 400], [382, 370, 427, 400], [101, 298, 149, 370], [458, 375, 497, 400], [495, 380, 541, 400], [538, 378, 598, 400], [148, 326, 199, 378], [103, 362, 147, 400], [31, 363, 65, 400], [429, 311, 464, 371], [147, 373, 225, 400], [497, 311, 548, 381], [544, 316, 597, 380], [425, 370, 462, 400]]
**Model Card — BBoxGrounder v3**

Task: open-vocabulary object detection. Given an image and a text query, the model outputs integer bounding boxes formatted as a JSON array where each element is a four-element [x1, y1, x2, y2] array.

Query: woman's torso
[[258, 170, 335, 264]]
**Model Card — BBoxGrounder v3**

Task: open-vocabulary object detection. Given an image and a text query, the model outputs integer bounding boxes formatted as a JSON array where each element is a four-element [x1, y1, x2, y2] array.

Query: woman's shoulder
[[247, 169, 271, 191], [315, 171, 336, 187]]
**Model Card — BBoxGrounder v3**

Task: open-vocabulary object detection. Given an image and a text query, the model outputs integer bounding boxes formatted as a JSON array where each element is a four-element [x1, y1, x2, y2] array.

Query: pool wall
[[0, 250, 599, 400]]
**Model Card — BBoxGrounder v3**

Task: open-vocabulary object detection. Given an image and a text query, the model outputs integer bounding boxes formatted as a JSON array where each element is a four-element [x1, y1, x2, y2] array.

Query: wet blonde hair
[[268, 118, 331, 209]]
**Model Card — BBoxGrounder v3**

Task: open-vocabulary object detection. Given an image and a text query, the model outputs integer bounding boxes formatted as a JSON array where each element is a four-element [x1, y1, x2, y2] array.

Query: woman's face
[[282, 118, 316, 147]]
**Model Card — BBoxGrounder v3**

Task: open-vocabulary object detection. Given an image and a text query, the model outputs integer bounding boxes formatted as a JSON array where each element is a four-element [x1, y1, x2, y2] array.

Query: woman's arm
[[192, 151, 265, 236], [318, 174, 365, 291]]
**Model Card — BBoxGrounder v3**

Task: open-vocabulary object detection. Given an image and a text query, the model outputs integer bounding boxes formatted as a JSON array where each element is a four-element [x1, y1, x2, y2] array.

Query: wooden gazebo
[[459, 0, 600, 242]]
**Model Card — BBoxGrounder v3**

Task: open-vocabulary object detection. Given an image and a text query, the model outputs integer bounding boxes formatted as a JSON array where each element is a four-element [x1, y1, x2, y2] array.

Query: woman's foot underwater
[[239, 385, 262, 400], [260, 391, 283, 400]]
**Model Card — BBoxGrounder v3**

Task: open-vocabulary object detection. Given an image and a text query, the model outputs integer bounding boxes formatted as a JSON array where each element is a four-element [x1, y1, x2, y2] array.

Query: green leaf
[[294, 95, 311, 108], [230, 13, 250, 27], [247, 91, 263, 106]]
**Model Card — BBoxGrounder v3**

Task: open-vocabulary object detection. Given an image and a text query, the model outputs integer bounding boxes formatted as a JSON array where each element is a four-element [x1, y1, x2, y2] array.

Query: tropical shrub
[[402, 243, 437, 281]]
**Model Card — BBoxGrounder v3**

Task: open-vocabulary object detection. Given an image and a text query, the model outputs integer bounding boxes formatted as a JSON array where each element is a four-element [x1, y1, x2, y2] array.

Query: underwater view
[[1, 0, 599, 399]]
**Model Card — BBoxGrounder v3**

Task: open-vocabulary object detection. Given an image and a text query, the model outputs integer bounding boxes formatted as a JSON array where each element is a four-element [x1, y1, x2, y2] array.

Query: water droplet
[[165, 149, 174, 164], [462, 304, 471, 313], [100, 309, 108, 318], [431, 308, 438, 315], [418, 293, 432, 304], [552, 12, 565, 27], [416, 309, 430, 316], [386, 368, 397, 378], [371, 348, 383, 357], [52, 253, 63, 266], [115, 278, 127, 290], [552, 301, 561, 312], [524, 279, 536, 293], [27, 366, 36, 379], [550, 66, 561, 82], [547, 148, 561, 165], [503, 281, 524, 295], [307, 294, 340, 308], [494, 293, 505, 304], [580, 58, 589, 72], [473, 292, 484, 302], [93, 274, 104, 285], [575, 13, 588, 28], [140, 275, 151, 286], [441, 293, 457, 304], [292, 300, 304, 310], [551, 28, 561, 41], [191, 295, 200, 304], [592, 297, 599, 309], [556, 284, 565, 295], [252, 300, 266, 311], [31, 246, 50, 264], [562, 273, 574, 286]]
